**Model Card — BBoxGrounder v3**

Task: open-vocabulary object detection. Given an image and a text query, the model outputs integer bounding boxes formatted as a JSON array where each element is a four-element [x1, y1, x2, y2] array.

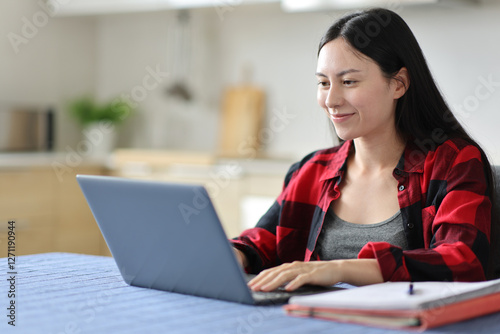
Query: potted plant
[[68, 96, 134, 156]]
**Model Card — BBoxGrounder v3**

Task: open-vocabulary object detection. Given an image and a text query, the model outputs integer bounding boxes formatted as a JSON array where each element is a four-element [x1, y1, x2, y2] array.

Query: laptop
[[76, 174, 343, 305]]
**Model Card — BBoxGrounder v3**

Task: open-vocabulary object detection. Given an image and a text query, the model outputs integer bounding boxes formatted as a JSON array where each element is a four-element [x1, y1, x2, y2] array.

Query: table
[[1, 253, 500, 334]]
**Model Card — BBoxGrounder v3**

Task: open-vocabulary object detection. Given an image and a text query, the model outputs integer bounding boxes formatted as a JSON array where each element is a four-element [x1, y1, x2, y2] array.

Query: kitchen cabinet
[[54, 165, 109, 255], [0, 168, 57, 255], [0, 164, 108, 256]]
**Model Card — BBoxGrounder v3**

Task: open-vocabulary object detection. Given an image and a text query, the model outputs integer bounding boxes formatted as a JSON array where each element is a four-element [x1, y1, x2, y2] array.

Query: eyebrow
[[315, 69, 361, 78]]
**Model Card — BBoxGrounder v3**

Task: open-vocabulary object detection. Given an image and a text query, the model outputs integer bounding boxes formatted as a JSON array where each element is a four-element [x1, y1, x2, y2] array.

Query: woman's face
[[316, 38, 402, 142]]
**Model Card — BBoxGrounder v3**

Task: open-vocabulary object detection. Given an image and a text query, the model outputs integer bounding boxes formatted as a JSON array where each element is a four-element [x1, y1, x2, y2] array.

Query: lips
[[331, 113, 353, 118], [328, 112, 355, 123]]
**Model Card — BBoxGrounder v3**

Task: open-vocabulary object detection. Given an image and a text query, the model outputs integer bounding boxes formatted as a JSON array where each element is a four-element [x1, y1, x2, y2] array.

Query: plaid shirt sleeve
[[230, 148, 332, 274], [230, 167, 292, 274], [359, 139, 492, 282]]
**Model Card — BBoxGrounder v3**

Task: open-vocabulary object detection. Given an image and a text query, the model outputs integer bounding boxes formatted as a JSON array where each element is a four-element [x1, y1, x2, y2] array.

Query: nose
[[320, 84, 343, 110]]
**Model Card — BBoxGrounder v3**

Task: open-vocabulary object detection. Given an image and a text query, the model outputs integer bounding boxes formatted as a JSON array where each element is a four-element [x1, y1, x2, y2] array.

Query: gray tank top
[[316, 205, 408, 260]]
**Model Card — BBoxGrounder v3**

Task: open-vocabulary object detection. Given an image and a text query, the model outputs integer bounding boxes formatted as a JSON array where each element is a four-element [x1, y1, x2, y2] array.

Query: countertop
[[109, 149, 295, 178], [0, 149, 295, 177], [0, 151, 109, 169]]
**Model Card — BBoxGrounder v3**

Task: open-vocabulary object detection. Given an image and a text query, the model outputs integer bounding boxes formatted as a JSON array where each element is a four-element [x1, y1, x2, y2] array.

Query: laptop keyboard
[[245, 274, 344, 305]]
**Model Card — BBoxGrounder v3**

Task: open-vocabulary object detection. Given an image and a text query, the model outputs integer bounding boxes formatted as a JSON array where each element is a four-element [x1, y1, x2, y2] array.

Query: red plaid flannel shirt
[[231, 138, 491, 282]]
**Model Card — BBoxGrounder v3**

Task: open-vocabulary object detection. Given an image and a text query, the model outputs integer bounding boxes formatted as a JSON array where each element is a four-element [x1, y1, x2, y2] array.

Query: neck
[[351, 133, 406, 173]]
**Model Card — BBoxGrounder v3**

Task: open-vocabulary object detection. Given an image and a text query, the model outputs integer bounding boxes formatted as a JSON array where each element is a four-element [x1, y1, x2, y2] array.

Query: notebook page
[[289, 279, 500, 310]]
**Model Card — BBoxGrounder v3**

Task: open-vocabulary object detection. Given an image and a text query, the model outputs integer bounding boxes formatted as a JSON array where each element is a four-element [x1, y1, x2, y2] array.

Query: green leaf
[[67, 96, 134, 126]]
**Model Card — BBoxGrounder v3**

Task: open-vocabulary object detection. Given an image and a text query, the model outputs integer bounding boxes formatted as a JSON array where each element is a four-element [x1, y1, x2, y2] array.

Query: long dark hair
[[319, 8, 498, 278]]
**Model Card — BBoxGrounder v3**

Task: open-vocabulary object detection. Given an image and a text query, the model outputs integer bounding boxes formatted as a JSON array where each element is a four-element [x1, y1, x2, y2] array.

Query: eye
[[317, 81, 330, 88], [343, 80, 357, 87]]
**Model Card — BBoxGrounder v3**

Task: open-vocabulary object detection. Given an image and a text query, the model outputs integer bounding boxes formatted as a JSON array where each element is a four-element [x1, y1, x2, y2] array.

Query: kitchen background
[[1, 0, 500, 256]]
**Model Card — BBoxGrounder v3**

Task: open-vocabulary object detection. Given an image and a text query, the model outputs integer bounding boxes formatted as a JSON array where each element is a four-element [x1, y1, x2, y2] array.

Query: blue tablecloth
[[1, 253, 500, 334]]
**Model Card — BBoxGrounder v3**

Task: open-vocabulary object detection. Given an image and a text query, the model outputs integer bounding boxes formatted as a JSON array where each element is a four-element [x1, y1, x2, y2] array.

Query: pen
[[408, 282, 414, 295]]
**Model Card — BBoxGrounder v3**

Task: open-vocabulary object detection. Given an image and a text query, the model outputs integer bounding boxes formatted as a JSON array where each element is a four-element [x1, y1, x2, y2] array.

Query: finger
[[248, 268, 275, 287], [261, 275, 291, 291], [260, 267, 303, 292], [248, 262, 294, 285], [250, 267, 295, 291], [284, 273, 311, 291], [249, 270, 283, 291]]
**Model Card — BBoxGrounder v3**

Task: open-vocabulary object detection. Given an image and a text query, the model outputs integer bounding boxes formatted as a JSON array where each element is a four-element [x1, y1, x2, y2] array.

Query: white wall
[[93, 1, 500, 162], [91, 4, 342, 160], [400, 2, 500, 163], [2, 1, 500, 163], [214, 5, 339, 160], [95, 10, 222, 151], [0, 0, 96, 151]]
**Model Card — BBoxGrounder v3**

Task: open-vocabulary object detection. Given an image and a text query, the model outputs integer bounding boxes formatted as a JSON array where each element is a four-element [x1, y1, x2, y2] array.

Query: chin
[[332, 129, 354, 142]]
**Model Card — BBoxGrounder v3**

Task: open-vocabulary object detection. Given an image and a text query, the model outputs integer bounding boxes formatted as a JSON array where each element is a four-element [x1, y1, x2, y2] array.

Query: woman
[[232, 8, 495, 292]]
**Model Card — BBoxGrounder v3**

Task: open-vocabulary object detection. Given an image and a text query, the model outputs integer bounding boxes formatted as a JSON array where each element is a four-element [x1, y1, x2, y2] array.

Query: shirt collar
[[318, 140, 353, 182], [396, 140, 426, 175], [319, 139, 425, 183]]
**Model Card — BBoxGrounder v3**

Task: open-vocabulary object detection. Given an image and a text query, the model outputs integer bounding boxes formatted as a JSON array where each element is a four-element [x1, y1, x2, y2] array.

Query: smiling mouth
[[329, 113, 354, 119], [326, 111, 355, 124]]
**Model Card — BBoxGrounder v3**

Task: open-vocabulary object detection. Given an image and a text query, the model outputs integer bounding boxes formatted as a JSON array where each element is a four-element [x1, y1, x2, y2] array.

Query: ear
[[393, 67, 410, 99]]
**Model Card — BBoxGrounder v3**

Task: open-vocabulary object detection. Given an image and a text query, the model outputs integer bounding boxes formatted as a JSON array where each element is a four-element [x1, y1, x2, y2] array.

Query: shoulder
[[415, 137, 486, 181], [297, 143, 347, 168], [426, 137, 483, 164], [406, 137, 483, 167], [284, 142, 349, 186]]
